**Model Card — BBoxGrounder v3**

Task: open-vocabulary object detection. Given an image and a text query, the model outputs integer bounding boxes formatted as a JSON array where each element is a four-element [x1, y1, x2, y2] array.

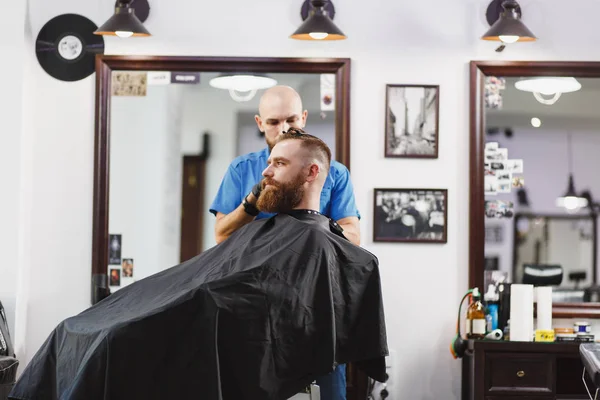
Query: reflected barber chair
[[570, 271, 588, 290], [521, 264, 585, 302], [522, 264, 563, 286]]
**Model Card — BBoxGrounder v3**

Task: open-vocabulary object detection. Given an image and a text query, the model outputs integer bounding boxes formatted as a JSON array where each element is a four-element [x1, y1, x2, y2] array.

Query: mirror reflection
[[483, 76, 600, 302], [108, 70, 337, 290]]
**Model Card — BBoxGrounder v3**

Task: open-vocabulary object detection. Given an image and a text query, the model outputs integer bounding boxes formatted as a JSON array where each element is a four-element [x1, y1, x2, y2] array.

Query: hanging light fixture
[[482, 0, 536, 51], [290, 0, 346, 41], [94, 0, 151, 38], [514, 77, 582, 105], [209, 73, 277, 102], [556, 175, 588, 212], [556, 132, 588, 213]]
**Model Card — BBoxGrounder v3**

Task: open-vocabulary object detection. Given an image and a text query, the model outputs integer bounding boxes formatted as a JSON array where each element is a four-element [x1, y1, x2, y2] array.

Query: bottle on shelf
[[466, 287, 486, 339], [484, 284, 499, 332]]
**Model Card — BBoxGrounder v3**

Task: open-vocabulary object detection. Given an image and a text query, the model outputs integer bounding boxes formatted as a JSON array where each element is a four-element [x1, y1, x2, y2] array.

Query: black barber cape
[[10, 211, 388, 400]]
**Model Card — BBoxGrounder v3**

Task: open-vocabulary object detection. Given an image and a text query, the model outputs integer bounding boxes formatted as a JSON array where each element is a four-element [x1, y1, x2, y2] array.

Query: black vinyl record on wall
[[132, 0, 150, 22], [35, 14, 105, 82]]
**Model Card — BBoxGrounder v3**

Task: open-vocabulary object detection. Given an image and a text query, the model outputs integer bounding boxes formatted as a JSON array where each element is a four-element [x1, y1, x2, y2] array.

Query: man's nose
[[262, 165, 273, 177], [281, 121, 290, 133]]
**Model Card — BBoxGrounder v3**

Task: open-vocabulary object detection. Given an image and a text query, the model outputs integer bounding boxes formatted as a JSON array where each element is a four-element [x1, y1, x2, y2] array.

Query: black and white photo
[[108, 234, 122, 265], [485, 200, 514, 219], [385, 84, 439, 158], [373, 188, 447, 243], [505, 159, 524, 173]]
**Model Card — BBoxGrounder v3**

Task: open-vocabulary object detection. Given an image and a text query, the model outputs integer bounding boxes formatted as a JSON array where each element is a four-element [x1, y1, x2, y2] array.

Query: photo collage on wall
[[483, 141, 524, 219], [484, 76, 505, 110], [108, 233, 135, 290], [375, 83, 447, 244]]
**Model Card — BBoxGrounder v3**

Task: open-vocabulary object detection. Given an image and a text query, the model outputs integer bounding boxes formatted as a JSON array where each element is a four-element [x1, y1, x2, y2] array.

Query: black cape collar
[[283, 209, 345, 238]]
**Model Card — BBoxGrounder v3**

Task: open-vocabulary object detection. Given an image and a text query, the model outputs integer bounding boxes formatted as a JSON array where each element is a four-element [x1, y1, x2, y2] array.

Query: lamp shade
[[290, 0, 346, 41], [209, 73, 277, 92], [556, 174, 588, 212], [515, 77, 581, 95], [94, 0, 150, 37], [482, 0, 535, 43]]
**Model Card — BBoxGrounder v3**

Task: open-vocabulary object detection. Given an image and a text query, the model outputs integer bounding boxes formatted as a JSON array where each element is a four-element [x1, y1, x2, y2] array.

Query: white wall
[[109, 84, 184, 286], [10, 0, 600, 399], [0, 0, 26, 340]]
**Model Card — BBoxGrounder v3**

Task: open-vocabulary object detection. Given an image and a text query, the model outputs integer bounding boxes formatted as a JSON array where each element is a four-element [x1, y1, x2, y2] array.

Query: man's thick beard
[[256, 174, 305, 213]]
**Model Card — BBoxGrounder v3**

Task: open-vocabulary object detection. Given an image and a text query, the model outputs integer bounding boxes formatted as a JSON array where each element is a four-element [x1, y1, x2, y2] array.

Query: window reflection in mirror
[[108, 71, 336, 290], [483, 76, 600, 303]]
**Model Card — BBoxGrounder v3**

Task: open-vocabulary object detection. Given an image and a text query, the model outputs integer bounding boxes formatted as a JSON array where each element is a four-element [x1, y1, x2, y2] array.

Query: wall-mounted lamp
[[482, 0, 535, 51], [94, 0, 151, 38], [209, 73, 277, 102], [290, 0, 346, 41], [515, 77, 581, 105]]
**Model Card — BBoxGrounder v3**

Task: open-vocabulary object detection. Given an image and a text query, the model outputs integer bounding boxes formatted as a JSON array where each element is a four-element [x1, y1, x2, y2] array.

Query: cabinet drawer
[[485, 353, 554, 395], [485, 397, 553, 400]]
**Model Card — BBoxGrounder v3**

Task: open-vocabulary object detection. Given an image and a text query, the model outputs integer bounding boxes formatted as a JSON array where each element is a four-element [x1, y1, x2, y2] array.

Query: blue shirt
[[210, 147, 361, 221]]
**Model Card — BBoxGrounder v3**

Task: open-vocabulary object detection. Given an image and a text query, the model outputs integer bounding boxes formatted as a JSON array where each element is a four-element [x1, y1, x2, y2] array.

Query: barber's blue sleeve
[[329, 167, 361, 222], [209, 164, 242, 216]]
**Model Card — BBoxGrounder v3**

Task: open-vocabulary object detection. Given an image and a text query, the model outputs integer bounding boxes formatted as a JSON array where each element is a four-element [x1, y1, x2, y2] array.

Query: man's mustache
[[262, 179, 280, 190]]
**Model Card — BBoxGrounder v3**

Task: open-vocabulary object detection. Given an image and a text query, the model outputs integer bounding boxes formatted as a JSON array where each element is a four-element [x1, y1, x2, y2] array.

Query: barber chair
[[522, 264, 563, 286], [287, 383, 320, 400], [580, 344, 600, 399]]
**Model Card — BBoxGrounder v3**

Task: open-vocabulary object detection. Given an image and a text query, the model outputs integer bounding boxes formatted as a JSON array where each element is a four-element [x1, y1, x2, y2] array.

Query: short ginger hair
[[276, 128, 331, 174]]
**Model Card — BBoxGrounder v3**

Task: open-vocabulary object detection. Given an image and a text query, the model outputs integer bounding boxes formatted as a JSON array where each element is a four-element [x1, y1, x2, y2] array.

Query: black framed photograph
[[108, 234, 122, 265], [373, 188, 447, 243], [384, 84, 439, 158]]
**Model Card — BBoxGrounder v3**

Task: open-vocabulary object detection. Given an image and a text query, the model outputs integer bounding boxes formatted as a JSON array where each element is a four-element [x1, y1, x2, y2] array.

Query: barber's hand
[[246, 181, 263, 205], [251, 181, 263, 199]]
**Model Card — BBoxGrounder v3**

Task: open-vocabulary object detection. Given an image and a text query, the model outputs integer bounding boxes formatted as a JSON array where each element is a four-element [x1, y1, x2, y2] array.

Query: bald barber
[[210, 85, 361, 246]]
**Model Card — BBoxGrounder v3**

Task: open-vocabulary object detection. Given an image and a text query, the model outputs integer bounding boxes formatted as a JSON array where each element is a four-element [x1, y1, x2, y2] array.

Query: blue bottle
[[484, 284, 499, 332]]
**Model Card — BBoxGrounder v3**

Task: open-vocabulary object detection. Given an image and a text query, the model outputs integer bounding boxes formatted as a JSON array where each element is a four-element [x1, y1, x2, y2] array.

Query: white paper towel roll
[[536, 286, 553, 331], [510, 284, 534, 341]]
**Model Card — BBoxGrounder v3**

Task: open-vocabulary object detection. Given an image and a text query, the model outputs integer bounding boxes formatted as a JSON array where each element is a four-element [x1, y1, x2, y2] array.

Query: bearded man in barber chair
[[9, 130, 387, 400]]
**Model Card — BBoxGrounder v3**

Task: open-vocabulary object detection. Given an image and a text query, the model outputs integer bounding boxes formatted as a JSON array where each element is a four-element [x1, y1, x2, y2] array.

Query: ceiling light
[[556, 175, 588, 213], [530, 117, 541, 128], [209, 73, 277, 102], [556, 133, 588, 213], [290, 0, 346, 41], [515, 77, 581, 105], [94, 0, 151, 38], [482, 0, 536, 50]]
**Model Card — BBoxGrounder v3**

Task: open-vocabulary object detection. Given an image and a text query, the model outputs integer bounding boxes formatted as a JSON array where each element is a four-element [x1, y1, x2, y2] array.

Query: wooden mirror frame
[[469, 60, 600, 319], [91, 55, 351, 304]]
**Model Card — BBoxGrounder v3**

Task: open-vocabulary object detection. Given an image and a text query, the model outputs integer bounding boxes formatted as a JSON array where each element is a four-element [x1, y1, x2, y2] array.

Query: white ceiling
[[486, 77, 600, 131]]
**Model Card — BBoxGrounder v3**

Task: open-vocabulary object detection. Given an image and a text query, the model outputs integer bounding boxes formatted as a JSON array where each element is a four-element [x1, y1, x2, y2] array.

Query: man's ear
[[255, 115, 264, 132], [301, 110, 308, 126], [306, 163, 320, 182]]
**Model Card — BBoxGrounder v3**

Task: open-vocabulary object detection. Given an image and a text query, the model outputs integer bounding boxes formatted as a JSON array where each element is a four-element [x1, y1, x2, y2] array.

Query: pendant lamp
[[556, 133, 588, 213], [290, 0, 346, 41], [94, 0, 151, 38], [482, 0, 535, 51]]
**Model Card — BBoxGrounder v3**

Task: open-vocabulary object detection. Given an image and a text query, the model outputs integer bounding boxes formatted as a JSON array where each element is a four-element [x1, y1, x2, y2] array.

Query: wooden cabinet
[[462, 340, 591, 400]]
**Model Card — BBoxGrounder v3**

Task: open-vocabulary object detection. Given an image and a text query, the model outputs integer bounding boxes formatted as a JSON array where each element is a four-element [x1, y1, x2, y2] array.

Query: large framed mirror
[[91, 55, 369, 400], [470, 61, 600, 318]]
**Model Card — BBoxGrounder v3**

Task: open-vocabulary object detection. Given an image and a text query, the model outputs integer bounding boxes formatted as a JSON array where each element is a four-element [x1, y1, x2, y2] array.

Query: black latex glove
[[251, 181, 263, 198]]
